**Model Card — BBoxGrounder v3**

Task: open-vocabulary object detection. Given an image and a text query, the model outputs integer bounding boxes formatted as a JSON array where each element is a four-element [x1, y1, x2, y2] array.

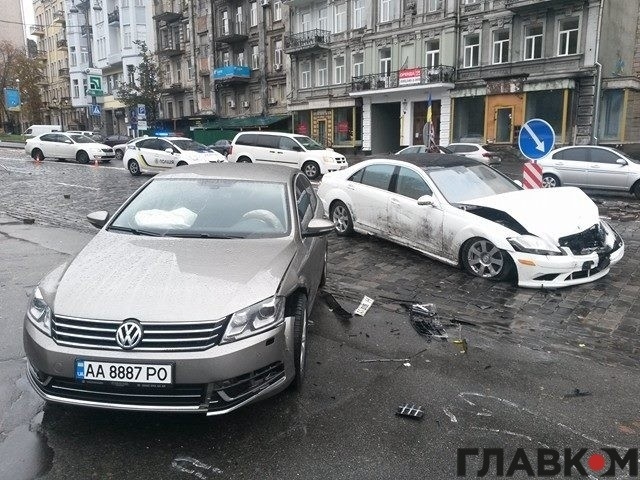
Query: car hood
[[180, 151, 225, 162], [84, 142, 112, 150], [53, 231, 296, 322], [460, 187, 599, 241]]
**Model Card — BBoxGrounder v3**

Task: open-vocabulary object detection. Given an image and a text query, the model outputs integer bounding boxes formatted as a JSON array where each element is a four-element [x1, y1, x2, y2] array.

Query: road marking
[[57, 182, 99, 191]]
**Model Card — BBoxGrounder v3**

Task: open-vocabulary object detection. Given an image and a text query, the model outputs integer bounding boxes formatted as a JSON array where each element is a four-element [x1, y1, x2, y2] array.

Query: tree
[[0, 41, 44, 132], [115, 41, 163, 129]]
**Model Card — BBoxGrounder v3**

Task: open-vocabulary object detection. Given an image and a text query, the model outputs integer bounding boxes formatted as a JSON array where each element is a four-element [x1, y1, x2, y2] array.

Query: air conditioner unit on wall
[[242, 101, 250, 108], [228, 100, 236, 108]]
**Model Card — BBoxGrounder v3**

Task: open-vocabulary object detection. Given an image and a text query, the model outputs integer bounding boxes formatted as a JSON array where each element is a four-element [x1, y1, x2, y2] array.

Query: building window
[[164, 63, 172, 84], [72, 79, 79, 98], [251, 45, 259, 69], [301, 61, 311, 88], [352, 52, 363, 78], [334, 56, 345, 84], [223, 51, 230, 67], [524, 25, 543, 60], [558, 17, 579, 56], [175, 60, 182, 82], [379, 48, 391, 76], [427, 0, 442, 12], [353, 0, 364, 29], [273, 0, 282, 21], [189, 99, 195, 115], [463, 33, 480, 68], [250, 2, 257, 27], [274, 39, 283, 65], [425, 39, 439, 68], [167, 101, 173, 119], [301, 12, 311, 31], [187, 59, 193, 79], [334, 3, 346, 33], [127, 65, 135, 84], [599, 89, 624, 140], [237, 52, 245, 66], [492, 30, 509, 64], [380, 0, 390, 22], [236, 6, 243, 29], [222, 10, 229, 35], [178, 100, 184, 117], [318, 7, 327, 31], [317, 58, 328, 86]]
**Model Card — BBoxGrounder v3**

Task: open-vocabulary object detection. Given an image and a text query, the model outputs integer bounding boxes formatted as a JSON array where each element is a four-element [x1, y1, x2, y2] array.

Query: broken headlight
[[221, 296, 285, 343], [27, 287, 52, 336], [508, 235, 564, 256]]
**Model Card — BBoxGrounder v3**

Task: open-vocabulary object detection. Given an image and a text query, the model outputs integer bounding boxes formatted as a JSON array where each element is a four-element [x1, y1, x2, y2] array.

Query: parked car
[[317, 154, 624, 289], [122, 136, 227, 175], [103, 134, 133, 148], [447, 143, 502, 165], [396, 145, 453, 155], [23, 163, 334, 414], [537, 145, 640, 198], [112, 137, 141, 161], [22, 125, 61, 138], [209, 139, 232, 156], [227, 131, 349, 180], [66, 130, 106, 143], [25, 132, 115, 163]]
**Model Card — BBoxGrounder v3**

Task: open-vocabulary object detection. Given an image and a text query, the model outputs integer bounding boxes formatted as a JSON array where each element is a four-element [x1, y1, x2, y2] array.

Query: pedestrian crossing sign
[[90, 104, 101, 116]]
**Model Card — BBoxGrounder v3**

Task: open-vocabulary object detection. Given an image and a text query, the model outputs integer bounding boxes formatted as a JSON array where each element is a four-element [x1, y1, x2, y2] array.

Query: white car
[[122, 136, 227, 176], [25, 132, 115, 164], [447, 143, 501, 165], [317, 155, 624, 289]]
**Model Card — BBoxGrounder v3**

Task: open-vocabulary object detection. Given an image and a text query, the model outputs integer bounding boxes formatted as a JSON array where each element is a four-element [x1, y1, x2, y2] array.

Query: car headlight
[[323, 155, 335, 163], [508, 235, 564, 256], [27, 287, 52, 335], [221, 296, 285, 343]]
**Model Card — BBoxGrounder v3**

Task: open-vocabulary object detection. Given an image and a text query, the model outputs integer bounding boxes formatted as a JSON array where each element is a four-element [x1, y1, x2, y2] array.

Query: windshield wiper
[[165, 232, 246, 239], [108, 225, 163, 236]]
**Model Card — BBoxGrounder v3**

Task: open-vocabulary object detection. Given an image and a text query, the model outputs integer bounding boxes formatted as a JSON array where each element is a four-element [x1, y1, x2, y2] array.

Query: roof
[[200, 114, 290, 130], [156, 162, 298, 183], [367, 153, 483, 168]]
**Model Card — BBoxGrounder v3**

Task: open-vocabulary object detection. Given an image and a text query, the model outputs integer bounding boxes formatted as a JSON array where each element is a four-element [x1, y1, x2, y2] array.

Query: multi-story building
[[2, 0, 27, 48], [66, 0, 154, 134], [32, 0, 73, 130]]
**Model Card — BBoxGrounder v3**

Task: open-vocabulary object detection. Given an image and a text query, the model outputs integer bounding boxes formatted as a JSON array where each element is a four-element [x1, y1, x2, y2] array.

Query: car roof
[[365, 153, 483, 168], [155, 162, 299, 183]]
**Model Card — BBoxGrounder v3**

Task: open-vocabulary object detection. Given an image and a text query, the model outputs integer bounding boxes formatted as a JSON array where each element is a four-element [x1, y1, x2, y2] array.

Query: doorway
[[495, 107, 512, 143], [318, 120, 327, 146]]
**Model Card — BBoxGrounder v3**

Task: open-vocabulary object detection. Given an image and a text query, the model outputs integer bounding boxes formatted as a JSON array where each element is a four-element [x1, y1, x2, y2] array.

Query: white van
[[227, 131, 348, 179], [23, 125, 62, 138]]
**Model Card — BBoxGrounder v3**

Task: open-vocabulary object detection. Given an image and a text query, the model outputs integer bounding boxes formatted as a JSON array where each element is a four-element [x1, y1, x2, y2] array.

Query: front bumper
[[322, 160, 349, 174], [24, 316, 296, 415]]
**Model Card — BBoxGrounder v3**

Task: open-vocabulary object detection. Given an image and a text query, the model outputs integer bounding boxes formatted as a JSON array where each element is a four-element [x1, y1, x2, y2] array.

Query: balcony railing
[[350, 66, 455, 93], [158, 42, 184, 56], [30, 25, 45, 36], [284, 29, 331, 54], [217, 21, 248, 44], [456, 56, 585, 82], [56, 39, 68, 49], [154, 0, 183, 23], [108, 9, 119, 24], [505, 0, 573, 10]]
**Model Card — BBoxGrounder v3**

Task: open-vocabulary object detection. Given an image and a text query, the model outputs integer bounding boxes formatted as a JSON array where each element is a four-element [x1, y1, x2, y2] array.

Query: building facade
[[2, 0, 27, 48]]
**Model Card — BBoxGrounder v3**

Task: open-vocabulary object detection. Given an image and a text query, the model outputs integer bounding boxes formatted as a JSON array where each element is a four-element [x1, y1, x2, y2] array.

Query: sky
[[22, 0, 34, 34]]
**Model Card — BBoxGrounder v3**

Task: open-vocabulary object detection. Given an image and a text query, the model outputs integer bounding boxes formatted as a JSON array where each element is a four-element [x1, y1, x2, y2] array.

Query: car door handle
[[269, 150, 276, 153], [590, 165, 600, 169], [554, 162, 564, 166]]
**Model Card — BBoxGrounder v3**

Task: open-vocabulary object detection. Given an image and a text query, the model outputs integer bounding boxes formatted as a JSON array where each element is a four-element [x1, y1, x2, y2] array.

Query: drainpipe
[[591, 0, 605, 145]]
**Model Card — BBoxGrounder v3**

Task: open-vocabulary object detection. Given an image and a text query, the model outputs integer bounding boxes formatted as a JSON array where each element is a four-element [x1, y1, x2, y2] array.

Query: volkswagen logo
[[116, 319, 143, 350]]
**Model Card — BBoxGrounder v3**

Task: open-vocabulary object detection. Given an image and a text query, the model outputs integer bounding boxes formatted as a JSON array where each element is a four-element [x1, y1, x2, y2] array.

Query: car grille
[[208, 362, 285, 412], [51, 315, 229, 352], [558, 224, 606, 255], [101, 148, 114, 153]]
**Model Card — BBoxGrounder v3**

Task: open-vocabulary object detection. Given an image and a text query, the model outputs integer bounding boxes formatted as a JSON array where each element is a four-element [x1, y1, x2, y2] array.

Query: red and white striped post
[[522, 162, 543, 189]]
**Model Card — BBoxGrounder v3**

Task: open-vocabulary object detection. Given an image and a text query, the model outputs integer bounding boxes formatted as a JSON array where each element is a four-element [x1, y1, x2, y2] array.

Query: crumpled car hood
[[460, 187, 600, 241], [53, 231, 296, 322]]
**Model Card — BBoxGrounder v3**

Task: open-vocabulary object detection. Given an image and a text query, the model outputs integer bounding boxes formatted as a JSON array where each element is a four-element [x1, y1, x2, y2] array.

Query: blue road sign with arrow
[[518, 118, 555, 161]]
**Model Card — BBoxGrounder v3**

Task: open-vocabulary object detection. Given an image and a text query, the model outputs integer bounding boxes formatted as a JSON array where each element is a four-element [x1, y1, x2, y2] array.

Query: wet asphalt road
[[1, 148, 640, 479]]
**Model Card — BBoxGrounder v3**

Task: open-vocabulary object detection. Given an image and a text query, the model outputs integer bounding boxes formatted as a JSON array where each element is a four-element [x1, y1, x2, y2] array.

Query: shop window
[[599, 89, 624, 141], [452, 96, 485, 142], [525, 90, 564, 140], [333, 107, 353, 145]]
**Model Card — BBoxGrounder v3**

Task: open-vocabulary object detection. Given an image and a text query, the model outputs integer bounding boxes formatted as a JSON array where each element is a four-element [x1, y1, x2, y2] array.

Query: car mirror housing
[[302, 218, 335, 237], [616, 158, 628, 166], [86, 211, 110, 229], [165, 148, 174, 154], [513, 179, 523, 188], [417, 195, 435, 206]]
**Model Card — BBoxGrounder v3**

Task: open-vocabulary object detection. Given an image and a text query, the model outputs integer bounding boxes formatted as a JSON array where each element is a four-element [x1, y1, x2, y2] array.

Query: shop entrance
[[495, 107, 513, 143]]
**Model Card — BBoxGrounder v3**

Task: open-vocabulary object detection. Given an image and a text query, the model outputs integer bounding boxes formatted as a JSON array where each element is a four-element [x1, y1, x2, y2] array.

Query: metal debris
[[358, 358, 410, 363], [409, 303, 448, 340], [354, 295, 374, 316], [320, 291, 352, 320], [396, 403, 424, 420]]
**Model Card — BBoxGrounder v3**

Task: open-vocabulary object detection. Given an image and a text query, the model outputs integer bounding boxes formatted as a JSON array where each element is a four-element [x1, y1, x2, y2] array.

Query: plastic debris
[[564, 388, 591, 398], [320, 292, 352, 320], [452, 339, 468, 354], [396, 403, 424, 420], [409, 303, 448, 340], [354, 295, 374, 316]]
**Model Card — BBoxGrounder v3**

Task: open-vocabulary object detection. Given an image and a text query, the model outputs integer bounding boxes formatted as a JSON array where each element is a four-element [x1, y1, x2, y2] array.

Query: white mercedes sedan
[[317, 155, 624, 289]]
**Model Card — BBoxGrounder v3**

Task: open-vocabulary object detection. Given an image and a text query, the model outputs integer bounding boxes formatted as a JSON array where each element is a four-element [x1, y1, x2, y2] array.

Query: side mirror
[[417, 194, 435, 206], [292, 145, 304, 152], [616, 158, 628, 166], [513, 179, 523, 187], [164, 148, 174, 154], [302, 218, 335, 237], [86, 211, 110, 229]]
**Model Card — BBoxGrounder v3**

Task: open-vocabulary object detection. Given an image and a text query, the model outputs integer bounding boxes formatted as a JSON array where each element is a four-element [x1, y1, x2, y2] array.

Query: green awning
[[200, 114, 290, 130]]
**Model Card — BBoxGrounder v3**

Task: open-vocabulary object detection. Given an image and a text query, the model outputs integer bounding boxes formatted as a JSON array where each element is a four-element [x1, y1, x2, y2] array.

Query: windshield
[[294, 135, 325, 151], [70, 134, 97, 144], [109, 178, 290, 238], [171, 139, 210, 152], [426, 164, 520, 203], [611, 148, 637, 162]]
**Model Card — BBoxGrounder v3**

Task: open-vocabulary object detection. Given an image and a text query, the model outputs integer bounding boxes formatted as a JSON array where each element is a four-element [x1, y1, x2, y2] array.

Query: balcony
[[35, 50, 48, 62], [52, 10, 65, 25], [162, 82, 187, 93], [213, 65, 251, 85], [158, 42, 184, 57], [282, 0, 315, 6], [56, 39, 68, 50], [505, 0, 574, 11], [36, 76, 49, 86], [108, 9, 119, 24], [285, 29, 330, 55], [217, 21, 248, 44], [58, 67, 70, 77], [350, 66, 455, 93], [154, 0, 183, 24], [30, 25, 45, 36]]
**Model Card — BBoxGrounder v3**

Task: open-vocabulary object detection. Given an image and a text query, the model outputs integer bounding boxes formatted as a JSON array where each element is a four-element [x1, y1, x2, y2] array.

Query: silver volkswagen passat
[[24, 163, 334, 415]]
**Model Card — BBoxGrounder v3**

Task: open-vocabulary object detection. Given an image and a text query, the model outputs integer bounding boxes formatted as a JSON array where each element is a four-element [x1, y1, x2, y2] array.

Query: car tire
[[461, 237, 513, 281], [128, 159, 141, 176], [302, 161, 321, 180], [237, 156, 252, 163], [115, 149, 124, 161], [291, 293, 308, 390], [632, 181, 640, 200], [542, 173, 560, 188], [76, 151, 90, 164], [330, 201, 354, 236], [31, 149, 44, 162]]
